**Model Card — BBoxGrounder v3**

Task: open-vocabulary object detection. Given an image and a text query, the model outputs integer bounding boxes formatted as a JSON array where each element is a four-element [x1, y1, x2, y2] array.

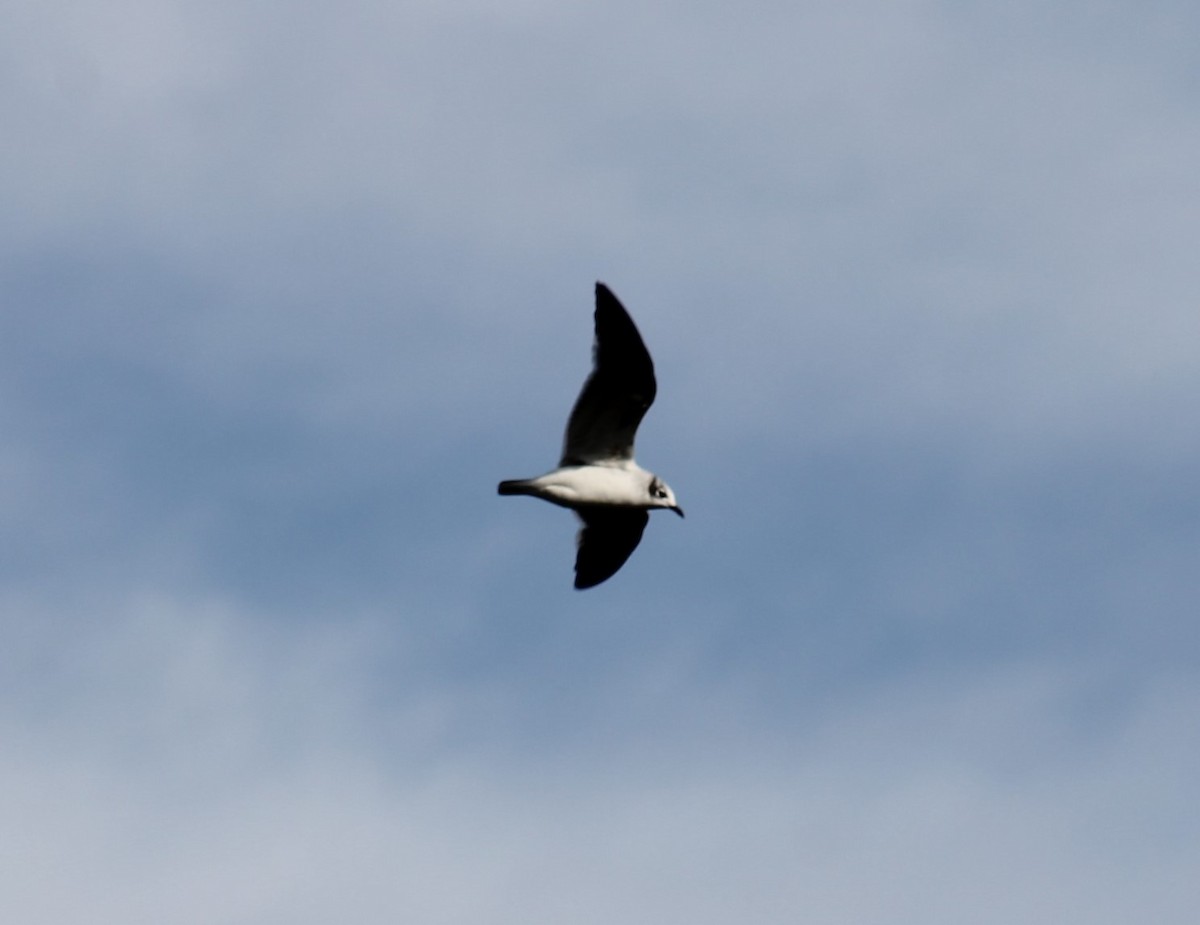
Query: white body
[[520, 462, 655, 510]]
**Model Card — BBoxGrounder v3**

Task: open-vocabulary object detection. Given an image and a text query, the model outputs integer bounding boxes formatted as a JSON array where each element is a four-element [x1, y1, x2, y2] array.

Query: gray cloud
[[3, 594, 1196, 923]]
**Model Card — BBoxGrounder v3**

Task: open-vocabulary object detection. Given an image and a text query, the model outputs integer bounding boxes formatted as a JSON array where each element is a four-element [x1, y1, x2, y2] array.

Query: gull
[[498, 282, 684, 589]]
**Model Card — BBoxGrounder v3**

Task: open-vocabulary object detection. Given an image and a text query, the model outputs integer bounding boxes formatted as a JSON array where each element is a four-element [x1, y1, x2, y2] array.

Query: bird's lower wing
[[573, 508, 650, 589]]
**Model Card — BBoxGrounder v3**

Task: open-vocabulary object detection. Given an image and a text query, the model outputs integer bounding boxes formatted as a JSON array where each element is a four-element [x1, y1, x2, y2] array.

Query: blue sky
[[3, 1, 1199, 921]]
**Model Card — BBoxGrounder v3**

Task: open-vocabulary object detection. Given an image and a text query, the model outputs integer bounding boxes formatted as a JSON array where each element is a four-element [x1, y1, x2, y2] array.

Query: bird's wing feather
[[573, 508, 650, 589], [560, 283, 657, 465]]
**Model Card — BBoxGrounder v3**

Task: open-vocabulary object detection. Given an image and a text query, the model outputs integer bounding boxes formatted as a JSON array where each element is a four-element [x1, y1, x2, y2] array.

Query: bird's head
[[648, 475, 685, 518]]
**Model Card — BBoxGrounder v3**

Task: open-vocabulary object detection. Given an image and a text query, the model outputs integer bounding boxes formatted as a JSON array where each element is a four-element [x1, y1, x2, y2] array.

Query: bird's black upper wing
[[560, 283, 657, 465], [573, 508, 650, 589]]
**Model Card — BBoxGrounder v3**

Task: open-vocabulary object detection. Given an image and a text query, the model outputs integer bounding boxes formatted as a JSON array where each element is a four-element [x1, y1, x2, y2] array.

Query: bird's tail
[[497, 479, 537, 496]]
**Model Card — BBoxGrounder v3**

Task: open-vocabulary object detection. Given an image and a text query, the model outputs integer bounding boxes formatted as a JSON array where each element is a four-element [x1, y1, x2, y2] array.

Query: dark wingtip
[[595, 281, 620, 310], [574, 573, 603, 590]]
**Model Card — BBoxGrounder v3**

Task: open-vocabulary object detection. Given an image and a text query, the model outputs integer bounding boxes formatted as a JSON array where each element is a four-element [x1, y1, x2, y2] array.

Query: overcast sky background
[[3, 1, 1199, 922]]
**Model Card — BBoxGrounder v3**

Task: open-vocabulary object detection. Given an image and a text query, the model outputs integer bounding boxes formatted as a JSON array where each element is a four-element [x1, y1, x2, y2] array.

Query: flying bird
[[498, 283, 684, 589]]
